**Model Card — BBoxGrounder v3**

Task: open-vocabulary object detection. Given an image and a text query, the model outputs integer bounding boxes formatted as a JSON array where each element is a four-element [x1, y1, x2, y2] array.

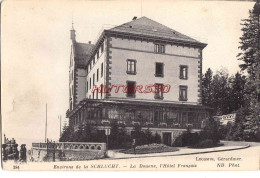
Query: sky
[[1, 0, 255, 146]]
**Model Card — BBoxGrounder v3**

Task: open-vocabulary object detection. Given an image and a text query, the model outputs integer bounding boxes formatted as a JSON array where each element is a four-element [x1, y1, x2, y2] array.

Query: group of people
[[2, 143, 27, 162]]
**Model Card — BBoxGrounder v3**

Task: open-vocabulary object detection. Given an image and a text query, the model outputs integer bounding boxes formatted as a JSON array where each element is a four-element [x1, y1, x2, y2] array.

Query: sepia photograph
[[1, 0, 260, 171]]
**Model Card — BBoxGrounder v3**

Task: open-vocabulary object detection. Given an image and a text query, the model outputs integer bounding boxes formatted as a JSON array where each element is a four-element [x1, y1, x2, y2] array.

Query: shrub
[[172, 128, 201, 147], [172, 134, 184, 147], [153, 132, 161, 144], [191, 139, 215, 148], [172, 117, 220, 148]]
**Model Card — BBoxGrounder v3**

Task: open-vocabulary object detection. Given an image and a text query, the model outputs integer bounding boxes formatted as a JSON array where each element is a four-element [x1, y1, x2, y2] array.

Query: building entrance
[[162, 132, 172, 146]]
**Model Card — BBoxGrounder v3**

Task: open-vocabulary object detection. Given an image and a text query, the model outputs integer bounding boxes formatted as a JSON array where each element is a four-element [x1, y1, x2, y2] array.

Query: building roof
[[74, 42, 94, 67], [75, 42, 94, 56], [74, 16, 206, 68], [107, 16, 204, 45]]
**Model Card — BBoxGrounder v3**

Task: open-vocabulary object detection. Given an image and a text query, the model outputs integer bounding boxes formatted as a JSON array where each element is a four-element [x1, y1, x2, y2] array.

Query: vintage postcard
[[1, 0, 260, 171]]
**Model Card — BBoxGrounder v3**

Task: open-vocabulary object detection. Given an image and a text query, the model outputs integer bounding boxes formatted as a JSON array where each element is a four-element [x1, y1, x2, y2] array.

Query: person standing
[[132, 139, 136, 155]]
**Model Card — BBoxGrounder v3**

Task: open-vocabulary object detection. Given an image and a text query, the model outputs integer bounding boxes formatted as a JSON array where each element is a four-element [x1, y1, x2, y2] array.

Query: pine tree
[[211, 68, 231, 115], [59, 124, 74, 142], [237, 1, 260, 101], [73, 124, 84, 142], [237, 1, 260, 137], [202, 68, 213, 107], [229, 72, 246, 111], [82, 123, 93, 142], [238, 1, 260, 75]]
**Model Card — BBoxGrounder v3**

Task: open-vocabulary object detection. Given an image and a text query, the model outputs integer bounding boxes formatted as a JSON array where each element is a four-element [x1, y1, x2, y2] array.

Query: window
[[155, 44, 159, 53], [93, 73, 95, 87], [101, 84, 103, 99], [101, 43, 104, 53], [154, 44, 165, 53], [179, 85, 188, 101], [93, 58, 95, 65], [154, 83, 164, 99], [70, 101, 72, 111], [180, 65, 188, 79], [96, 89, 98, 99], [90, 62, 92, 69], [155, 62, 164, 77], [101, 63, 103, 77], [92, 92, 94, 99], [126, 81, 136, 98], [97, 50, 99, 59], [127, 59, 136, 75], [90, 78, 92, 89], [86, 81, 88, 92], [97, 69, 99, 82]]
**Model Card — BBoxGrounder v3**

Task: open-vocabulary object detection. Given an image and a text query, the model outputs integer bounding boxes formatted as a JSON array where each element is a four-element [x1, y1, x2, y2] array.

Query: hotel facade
[[66, 17, 210, 145]]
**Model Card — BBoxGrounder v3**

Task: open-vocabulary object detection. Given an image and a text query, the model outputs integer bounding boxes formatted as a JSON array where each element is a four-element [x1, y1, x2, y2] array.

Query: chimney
[[88, 41, 91, 44], [132, 16, 137, 20]]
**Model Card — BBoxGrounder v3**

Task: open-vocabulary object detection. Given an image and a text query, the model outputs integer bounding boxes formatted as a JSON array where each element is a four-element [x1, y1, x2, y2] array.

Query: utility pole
[[59, 115, 62, 138], [45, 104, 48, 143]]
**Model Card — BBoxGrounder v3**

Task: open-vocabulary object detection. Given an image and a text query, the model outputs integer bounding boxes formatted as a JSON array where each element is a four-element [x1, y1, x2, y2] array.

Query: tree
[[118, 125, 131, 148], [73, 124, 84, 142], [132, 124, 143, 145], [153, 132, 161, 144], [200, 117, 220, 144], [211, 68, 231, 115], [109, 120, 120, 149], [202, 68, 213, 107], [82, 123, 94, 142], [144, 128, 153, 145], [237, 1, 260, 75], [59, 124, 74, 142], [237, 1, 260, 101], [236, 1, 260, 137], [229, 72, 246, 111]]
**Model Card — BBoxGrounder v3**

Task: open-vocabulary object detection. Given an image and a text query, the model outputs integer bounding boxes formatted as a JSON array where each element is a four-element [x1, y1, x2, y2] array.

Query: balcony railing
[[32, 142, 106, 151], [73, 118, 202, 130]]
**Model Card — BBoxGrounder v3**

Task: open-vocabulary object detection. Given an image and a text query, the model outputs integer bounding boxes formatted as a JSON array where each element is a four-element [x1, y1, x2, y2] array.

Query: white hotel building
[[66, 17, 210, 145]]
